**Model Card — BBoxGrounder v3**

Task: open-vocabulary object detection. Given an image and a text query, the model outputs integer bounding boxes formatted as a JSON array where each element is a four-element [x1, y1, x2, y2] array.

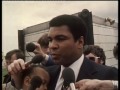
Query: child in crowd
[[22, 64, 50, 90]]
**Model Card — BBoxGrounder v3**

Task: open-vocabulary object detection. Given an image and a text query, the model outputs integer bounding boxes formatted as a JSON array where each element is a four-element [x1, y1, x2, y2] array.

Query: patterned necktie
[[55, 76, 64, 90]]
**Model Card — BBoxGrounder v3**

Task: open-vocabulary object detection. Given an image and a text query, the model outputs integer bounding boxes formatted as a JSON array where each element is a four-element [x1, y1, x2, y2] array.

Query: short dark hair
[[37, 33, 49, 48], [49, 14, 87, 41], [5, 49, 25, 61], [21, 64, 48, 84], [83, 45, 106, 65]]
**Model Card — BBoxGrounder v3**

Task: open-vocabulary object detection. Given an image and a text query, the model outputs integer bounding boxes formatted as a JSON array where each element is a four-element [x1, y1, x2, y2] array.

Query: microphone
[[26, 42, 36, 52], [62, 68, 75, 90], [29, 76, 42, 90], [70, 83, 76, 90], [25, 54, 45, 67]]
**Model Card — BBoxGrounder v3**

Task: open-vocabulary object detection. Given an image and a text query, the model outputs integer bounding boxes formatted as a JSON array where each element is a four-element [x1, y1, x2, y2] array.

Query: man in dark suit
[[7, 14, 118, 90], [47, 15, 118, 90]]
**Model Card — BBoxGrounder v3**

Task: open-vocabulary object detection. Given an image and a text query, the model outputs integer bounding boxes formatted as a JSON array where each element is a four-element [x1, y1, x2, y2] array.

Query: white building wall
[[93, 16, 118, 68]]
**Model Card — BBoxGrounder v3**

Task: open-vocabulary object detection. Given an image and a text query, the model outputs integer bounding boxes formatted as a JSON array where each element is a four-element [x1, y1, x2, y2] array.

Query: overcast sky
[[2, 1, 118, 55]]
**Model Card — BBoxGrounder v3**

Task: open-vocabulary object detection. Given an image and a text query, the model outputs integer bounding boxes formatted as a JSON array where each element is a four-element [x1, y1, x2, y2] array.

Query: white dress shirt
[[55, 54, 84, 90]]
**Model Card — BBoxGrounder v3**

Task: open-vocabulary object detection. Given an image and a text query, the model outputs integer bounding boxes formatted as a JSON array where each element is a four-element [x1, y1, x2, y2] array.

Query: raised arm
[[7, 59, 26, 89]]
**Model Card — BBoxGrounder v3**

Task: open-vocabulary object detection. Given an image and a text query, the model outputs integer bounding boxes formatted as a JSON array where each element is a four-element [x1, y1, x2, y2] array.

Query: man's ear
[[23, 76, 31, 86], [77, 36, 84, 48]]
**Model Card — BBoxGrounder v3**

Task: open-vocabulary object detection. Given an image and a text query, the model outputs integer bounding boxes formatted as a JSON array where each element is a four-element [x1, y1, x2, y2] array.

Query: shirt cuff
[[112, 80, 118, 90], [44, 54, 49, 61]]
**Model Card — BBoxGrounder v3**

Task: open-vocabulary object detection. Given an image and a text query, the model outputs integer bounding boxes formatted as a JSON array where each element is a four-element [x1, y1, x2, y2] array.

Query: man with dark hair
[[7, 14, 118, 90], [83, 45, 106, 65], [33, 33, 55, 66], [5, 49, 25, 66], [37, 33, 49, 54], [3, 49, 25, 84]]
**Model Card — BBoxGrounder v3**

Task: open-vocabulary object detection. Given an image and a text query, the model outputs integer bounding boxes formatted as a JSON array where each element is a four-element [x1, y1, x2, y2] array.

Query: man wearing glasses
[[83, 45, 106, 65]]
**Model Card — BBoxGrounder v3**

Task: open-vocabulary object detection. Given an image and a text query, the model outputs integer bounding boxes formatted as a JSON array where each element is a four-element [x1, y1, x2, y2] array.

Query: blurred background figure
[[113, 43, 118, 60], [3, 49, 25, 84], [37, 33, 50, 54], [32, 33, 55, 66], [83, 45, 106, 65]]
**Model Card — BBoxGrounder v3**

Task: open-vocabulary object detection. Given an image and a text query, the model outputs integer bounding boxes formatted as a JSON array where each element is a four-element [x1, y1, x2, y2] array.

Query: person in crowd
[[37, 33, 50, 54], [22, 64, 50, 90], [83, 45, 106, 65], [2, 49, 25, 90], [3, 49, 25, 84], [33, 33, 55, 66], [3, 64, 50, 90], [7, 14, 118, 90], [33, 33, 49, 55], [113, 43, 118, 60]]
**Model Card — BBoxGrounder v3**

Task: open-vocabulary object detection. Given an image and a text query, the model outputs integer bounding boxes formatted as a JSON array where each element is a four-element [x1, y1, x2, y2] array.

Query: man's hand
[[8, 59, 26, 89], [33, 43, 46, 58], [75, 79, 114, 90]]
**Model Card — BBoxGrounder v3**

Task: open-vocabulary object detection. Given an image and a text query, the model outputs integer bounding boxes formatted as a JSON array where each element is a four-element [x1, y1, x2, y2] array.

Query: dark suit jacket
[[47, 57, 118, 90], [3, 74, 11, 84]]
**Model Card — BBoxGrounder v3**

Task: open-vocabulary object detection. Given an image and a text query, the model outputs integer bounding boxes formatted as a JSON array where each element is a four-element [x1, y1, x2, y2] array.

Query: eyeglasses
[[88, 57, 100, 61]]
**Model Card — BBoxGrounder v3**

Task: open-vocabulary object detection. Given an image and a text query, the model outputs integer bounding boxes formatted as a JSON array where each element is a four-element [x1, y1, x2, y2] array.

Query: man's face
[[41, 47, 50, 55], [48, 25, 83, 67], [6, 54, 17, 67]]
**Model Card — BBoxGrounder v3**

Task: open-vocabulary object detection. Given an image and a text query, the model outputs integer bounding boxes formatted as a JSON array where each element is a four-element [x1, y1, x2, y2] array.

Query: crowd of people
[[2, 14, 118, 90]]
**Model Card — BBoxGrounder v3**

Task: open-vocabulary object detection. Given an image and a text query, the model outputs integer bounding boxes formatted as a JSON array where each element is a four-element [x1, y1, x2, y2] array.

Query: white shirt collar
[[55, 54, 84, 90], [69, 54, 84, 81], [59, 65, 65, 79], [60, 54, 84, 81]]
